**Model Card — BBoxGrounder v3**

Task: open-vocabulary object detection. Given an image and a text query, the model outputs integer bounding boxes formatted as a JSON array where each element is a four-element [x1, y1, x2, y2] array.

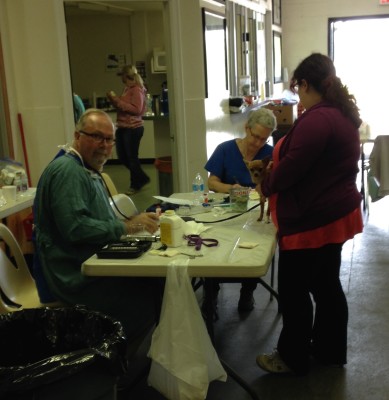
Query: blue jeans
[[115, 126, 149, 190]]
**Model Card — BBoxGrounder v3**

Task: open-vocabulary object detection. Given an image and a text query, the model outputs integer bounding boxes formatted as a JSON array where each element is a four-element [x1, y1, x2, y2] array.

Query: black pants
[[277, 243, 348, 374], [116, 126, 149, 190]]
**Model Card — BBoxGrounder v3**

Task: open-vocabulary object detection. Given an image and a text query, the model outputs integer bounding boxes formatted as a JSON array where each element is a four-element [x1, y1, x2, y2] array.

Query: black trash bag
[[0, 306, 128, 396]]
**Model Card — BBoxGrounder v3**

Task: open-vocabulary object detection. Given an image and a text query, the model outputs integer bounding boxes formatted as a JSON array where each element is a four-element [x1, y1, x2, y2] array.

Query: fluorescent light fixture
[[78, 2, 108, 12], [201, 0, 225, 8]]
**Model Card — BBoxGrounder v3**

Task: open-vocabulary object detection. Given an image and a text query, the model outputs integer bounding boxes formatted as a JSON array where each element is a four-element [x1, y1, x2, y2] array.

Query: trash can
[[0, 306, 128, 400], [154, 156, 173, 197]]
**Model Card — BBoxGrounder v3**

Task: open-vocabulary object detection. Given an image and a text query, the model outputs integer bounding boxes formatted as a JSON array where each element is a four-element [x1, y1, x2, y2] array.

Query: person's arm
[[108, 86, 144, 115], [208, 174, 241, 194]]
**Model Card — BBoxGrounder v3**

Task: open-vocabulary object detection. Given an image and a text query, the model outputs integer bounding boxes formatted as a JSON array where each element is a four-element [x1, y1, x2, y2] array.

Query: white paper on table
[[183, 221, 210, 235]]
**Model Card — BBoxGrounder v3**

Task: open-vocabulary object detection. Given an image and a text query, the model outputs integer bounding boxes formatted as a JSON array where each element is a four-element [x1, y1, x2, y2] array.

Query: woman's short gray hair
[[247, 107, 277, 131]]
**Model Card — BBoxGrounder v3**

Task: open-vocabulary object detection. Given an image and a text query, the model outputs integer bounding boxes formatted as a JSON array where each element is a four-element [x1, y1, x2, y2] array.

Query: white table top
[[82, 203, 277, 279], [0, 188, 36, 219]]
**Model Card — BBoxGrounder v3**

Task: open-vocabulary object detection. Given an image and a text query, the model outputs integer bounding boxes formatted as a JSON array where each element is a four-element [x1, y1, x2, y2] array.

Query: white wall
[[0, 0, 74, 185], [66, 10, 168, 103]]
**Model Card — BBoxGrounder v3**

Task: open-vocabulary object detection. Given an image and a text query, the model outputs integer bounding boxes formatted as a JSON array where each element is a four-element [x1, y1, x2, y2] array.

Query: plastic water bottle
[[145, 93, 153, 116], [192, 172, 204, 205]]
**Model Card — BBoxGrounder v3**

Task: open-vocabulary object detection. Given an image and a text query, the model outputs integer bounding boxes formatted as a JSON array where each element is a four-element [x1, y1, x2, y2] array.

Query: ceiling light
[[78, 2, 108, 12]]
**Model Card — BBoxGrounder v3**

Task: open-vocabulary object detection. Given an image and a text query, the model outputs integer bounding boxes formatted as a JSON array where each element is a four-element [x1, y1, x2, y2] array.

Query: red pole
[[17, 113, 32, 187]]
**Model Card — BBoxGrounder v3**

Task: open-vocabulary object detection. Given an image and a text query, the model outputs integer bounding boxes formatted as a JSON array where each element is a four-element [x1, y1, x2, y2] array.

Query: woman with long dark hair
[[257, 53, 363, 375]]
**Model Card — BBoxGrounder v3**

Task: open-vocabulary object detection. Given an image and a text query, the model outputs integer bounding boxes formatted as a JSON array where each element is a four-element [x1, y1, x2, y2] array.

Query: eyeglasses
[[290, 80, 300, 94], [79, 130, 116, 145], [249, 128, 269, 143]]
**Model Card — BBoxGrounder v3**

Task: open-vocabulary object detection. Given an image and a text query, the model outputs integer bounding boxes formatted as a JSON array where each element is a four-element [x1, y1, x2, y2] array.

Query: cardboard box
[[265, 104, 297, 125]]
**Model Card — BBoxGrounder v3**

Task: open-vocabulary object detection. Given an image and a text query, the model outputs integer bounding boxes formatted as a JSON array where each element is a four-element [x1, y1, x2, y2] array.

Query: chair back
[[101, 172, 118, 196], [109, 194, 138, 220], [0, 223, 42, 313]]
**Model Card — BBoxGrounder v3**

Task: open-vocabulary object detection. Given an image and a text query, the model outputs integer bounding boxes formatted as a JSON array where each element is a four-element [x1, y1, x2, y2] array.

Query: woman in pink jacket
[[107, 65, 149, 194]]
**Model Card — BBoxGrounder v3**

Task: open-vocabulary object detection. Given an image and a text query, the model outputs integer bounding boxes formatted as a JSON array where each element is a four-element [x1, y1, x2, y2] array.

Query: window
[[202, 8, 228, 98], [226, 2, 266, 97], [329, 15, 389, 137]]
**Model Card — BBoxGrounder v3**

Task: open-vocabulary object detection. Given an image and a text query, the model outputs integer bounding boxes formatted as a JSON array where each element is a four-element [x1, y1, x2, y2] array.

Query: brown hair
[[290, 53, 362, 128]]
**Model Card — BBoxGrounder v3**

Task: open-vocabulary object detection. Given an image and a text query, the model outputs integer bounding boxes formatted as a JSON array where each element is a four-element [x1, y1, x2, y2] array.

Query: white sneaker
[[256, 349, 291, 373]]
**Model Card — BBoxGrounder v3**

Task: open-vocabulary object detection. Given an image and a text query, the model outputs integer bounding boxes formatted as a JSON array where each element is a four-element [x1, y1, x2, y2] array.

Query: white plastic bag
[[147, 263, 227, 400]]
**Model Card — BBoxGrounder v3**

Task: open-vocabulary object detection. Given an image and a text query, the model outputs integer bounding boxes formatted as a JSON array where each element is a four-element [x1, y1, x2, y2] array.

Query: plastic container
[[160, 210, 184, 247], [192, 173, 204, 205], [229, 187, 250, 212], [239, 75, 251, 95], [14, 171, 22, 193], [21, 172, 29, 193]]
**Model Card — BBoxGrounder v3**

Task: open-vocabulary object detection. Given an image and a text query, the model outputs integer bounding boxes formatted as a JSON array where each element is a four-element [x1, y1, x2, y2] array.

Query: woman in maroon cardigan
[[257, 53, 363, 375], [107, 65, 149, 194]]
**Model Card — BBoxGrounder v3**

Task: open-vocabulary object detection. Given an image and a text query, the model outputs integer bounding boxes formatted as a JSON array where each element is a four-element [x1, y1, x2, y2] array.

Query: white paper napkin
[[183, 221, 210, 235]]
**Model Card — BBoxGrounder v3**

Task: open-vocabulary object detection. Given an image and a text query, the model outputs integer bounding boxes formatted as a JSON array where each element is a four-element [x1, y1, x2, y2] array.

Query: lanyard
[[184, 234, 219, 251]]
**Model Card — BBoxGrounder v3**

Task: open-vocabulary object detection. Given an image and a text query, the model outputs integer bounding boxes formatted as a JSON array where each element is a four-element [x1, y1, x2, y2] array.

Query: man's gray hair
[[247, 107, 277, 131], [75, 108, 114, 131]]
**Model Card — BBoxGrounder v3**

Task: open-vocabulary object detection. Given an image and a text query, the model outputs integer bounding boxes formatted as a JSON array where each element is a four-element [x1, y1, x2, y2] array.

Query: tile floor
[[105, 162, 389, 400]]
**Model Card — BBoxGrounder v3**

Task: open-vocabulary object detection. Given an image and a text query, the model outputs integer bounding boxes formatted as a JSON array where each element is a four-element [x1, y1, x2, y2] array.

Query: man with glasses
[[204, 107, 277, 312], [33, 108, 160, 349]]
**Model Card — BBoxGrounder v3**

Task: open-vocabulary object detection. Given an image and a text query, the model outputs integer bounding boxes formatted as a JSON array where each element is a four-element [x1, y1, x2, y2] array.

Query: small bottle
[[14, 172, 22, 193], [159, 210, 184, 247], [192, 172, 204, 205], [145, 93, 153, 116], [21, 172, 29, 193]]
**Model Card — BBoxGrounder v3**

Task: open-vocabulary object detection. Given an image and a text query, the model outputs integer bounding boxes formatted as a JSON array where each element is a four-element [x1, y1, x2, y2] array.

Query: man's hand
[[125, 213, 159, 234]]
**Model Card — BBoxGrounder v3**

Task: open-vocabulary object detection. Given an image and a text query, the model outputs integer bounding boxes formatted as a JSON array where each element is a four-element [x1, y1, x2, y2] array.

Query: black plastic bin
[[0, 306, 128, 400], [154, 156, 173, 197]]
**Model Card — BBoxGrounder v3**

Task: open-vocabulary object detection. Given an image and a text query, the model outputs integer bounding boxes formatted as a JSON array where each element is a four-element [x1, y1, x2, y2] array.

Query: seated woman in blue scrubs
[[204, 107, 277, 311]]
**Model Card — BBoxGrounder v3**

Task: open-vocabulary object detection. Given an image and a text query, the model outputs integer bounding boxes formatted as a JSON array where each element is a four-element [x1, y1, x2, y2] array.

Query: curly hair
[[247, 107, 277, 131], [290, 53, 362, 128]]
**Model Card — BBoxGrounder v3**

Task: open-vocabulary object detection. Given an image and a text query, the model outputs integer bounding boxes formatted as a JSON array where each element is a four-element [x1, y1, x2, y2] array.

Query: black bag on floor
[[0, 306, 128, 400]]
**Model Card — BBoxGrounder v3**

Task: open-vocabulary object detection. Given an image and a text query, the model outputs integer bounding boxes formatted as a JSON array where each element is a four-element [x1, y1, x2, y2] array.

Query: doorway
[[329, 15, 389, 139]]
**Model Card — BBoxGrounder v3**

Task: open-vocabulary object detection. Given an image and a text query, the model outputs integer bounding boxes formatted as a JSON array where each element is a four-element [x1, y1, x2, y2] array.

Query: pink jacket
[[111, 84, 146, 129]]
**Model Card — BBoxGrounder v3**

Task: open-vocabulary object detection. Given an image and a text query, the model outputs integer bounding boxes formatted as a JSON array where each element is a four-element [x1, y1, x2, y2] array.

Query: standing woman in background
[[107, 65, 150, 195]]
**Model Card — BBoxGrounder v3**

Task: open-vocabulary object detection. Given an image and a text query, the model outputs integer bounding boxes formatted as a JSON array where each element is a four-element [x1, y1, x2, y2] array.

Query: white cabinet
[[140, 118, 171, 159]]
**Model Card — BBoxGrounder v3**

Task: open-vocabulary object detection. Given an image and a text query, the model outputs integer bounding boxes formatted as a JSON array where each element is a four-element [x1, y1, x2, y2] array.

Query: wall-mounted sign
[[105, 54, 126, 72]]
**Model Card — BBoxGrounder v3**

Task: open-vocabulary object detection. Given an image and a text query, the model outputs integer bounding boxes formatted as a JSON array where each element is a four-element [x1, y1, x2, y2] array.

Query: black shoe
[[130, 177, 150, 192], [238, 289, 255, 311]]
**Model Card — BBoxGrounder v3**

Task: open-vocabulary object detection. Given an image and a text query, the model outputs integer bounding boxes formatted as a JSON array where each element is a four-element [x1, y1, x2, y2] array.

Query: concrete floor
[[104, 162, 389, 400], [103, 163, 161, 213]]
